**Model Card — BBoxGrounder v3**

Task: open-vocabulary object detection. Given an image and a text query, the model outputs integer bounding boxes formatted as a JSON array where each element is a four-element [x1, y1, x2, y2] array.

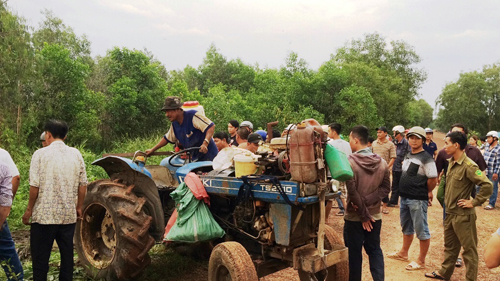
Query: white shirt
[[0, 148, 19, 177], [328, 139, 352, 156], [29, 141, 88, 224]]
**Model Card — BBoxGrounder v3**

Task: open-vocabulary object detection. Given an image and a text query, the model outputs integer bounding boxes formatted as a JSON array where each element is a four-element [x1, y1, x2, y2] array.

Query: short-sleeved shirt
[[436, 145, 487, 175], [163, 110, 218, 161], [394, 138, 410, 172], [0, 148, 19, 177], [372, 139, 396, 164], [327, 139, 352, 156], [483, 143, 500, 176], [29, 141, 88, 224], [0, 162, 12, 207], [423, 140, 438, 157], [399, 150, 438, 200]]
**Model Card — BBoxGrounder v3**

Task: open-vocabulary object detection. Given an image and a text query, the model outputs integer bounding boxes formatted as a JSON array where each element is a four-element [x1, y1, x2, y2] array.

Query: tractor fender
[[92, 156, 165, 241]]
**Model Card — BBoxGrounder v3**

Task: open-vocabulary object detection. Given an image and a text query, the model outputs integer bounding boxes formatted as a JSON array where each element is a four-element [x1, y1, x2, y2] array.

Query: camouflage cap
[[161, 96, 183, 111]]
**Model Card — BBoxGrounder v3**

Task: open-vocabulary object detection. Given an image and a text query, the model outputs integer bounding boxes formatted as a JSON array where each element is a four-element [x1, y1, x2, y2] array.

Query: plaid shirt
[[483, 143, 500, 176]]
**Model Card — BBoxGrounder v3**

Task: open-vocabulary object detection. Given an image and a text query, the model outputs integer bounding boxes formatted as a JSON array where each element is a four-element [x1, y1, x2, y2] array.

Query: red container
[[289, 125, 318, 183]]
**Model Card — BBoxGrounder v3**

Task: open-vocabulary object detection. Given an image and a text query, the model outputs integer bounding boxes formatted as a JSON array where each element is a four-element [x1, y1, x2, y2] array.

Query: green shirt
[[445, 152, 493, 215]]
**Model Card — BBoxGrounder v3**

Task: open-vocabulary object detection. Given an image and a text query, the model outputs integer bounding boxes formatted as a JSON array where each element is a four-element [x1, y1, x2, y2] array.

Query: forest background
[[1, 2, 500, 229]]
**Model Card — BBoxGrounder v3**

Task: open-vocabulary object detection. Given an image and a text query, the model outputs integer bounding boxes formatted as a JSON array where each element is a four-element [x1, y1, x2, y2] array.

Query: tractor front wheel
[[75, 179, 155, 280], [298, 225, 349, 281], [208, 242, 258, 281]]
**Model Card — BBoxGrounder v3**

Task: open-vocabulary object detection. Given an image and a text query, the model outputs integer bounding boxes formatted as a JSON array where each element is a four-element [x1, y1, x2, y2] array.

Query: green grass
[[2, 134, 182, 280], [0, 245, 205, 281]]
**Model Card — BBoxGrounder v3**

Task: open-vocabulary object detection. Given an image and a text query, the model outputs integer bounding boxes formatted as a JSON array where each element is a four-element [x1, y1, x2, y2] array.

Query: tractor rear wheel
[[75, 179, 155, 280], [208, 242, 258, 281], [298, 225, 349, 281]]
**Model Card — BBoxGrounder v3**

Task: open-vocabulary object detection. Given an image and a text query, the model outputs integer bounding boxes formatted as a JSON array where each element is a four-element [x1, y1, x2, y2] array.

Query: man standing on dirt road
[[425, 131, 492, 281], [22, 120, 88, 281], [372, 126, 396, 214], [0, 161, 24, 281], [389, 125, 409, 207], [147, 96, 218, 161], [344, 125, 390, 281], [388, 126, 438, 271]]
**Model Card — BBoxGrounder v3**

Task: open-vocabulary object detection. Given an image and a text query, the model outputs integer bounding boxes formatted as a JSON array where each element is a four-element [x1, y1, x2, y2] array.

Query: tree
[[33, 10, 91, 63], [98, 47, 169, 142], [332, 85, 380, 130], [333, 33, 427, 126], [27, 43, 103, 147], [435, 64, 500, 134], [0, 1, 34, 146], [435, 71, 488, 133]]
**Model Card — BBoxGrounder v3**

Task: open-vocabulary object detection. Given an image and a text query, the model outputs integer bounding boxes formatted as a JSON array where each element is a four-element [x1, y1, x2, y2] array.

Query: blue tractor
[[75, 131, 349, 281]]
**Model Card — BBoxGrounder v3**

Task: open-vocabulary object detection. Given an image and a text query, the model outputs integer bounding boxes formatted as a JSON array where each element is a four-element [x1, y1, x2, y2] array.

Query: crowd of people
[[1, 96, 500, 281]]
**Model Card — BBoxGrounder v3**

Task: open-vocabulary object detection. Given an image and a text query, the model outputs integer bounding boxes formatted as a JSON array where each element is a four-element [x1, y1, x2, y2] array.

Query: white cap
[[392, 125, 405, 134], [240, 121, 253, 130], [486, 131, 498, 138], [40, 132, 46, 141], [424, 128, 433, 133]]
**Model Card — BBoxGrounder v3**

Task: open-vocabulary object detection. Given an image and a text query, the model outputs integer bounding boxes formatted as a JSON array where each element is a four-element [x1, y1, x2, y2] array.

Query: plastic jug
[[324, 143, 353, 181], [234, 153, 257, 177], [289, 124, 318, 183], [182, 101, 206, 116]]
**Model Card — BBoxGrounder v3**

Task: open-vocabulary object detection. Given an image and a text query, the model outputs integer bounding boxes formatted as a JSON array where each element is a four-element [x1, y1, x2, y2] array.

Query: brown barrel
[[289, 125, 318, 183]]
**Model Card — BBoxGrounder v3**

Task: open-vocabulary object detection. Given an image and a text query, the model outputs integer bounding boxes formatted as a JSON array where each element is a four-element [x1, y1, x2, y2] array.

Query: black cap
[[376, 126, 388, 133], [247, 133, 263, 144], [161, 96, 183, 111]]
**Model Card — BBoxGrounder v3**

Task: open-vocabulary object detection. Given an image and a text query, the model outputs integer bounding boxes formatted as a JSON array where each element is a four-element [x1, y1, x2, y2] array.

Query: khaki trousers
[[438, 213, 478, 281]]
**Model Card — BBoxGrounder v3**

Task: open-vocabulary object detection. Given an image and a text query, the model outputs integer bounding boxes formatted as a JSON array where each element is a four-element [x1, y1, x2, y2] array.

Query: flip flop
[[424, 272, 446, 280], [387, 252, 408, 262], [406, 261, 425, 270], [455, 258, 463, 267]]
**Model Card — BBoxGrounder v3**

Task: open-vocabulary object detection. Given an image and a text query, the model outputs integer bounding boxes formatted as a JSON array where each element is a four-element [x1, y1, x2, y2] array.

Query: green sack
[[325, 144, 354, 181], [166, 182, 225, 242], [436, 174, 446, 208]]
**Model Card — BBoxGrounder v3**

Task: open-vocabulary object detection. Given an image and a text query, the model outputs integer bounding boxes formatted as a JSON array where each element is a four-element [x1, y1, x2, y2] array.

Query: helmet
[[486, 131, 498, 138], [240, 121, 253, 130], [424, 128, 433, 133], [407, 126, 426, 139], [392, 125, 405, 134], [255, 130, 267, 142]]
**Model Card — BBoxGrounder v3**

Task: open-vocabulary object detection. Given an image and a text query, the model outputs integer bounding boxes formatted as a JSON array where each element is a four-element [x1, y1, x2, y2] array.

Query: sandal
[[455, 258, 463, 267], [387, 252, 408, 261], [336, 210, 345, 216], [406, 261, 425, 270], [425, 272, 446, 280]]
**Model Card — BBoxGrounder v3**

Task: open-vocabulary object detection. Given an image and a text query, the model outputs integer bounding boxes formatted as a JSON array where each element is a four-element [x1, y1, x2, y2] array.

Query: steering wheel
[[168, 147, 201, 167]]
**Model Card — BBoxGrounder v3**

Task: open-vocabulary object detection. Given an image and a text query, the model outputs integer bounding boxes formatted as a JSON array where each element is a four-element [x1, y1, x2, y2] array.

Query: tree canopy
[[0, 3, 435, 151]]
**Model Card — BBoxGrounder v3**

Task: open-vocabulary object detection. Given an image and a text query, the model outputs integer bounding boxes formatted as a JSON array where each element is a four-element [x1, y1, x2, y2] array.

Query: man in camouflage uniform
[[425, 132, 492, 281]]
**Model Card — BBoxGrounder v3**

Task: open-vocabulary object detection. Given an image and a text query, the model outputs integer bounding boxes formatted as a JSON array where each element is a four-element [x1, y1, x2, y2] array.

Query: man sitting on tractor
[[146, 96, 218, 161]]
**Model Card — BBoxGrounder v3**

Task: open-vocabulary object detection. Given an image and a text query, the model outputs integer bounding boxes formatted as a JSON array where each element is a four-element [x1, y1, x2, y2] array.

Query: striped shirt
[[483, 143, 500, 176]]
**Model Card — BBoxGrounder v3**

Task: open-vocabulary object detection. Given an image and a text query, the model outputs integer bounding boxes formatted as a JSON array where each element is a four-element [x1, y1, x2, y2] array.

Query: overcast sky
[[9, 0, 500, 109]]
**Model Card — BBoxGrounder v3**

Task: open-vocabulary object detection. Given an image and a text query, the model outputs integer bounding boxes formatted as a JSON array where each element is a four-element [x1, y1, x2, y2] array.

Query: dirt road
[[262, 131, 500, 281]]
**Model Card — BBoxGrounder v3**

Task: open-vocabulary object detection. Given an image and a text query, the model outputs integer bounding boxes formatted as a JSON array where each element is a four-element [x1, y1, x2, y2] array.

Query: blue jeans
[[344, 219, 384, 281], [0, 221, 24, 281], [488, 174, 499, 207], [400, 197, 431, 240], [336, 197, 345, 211]]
